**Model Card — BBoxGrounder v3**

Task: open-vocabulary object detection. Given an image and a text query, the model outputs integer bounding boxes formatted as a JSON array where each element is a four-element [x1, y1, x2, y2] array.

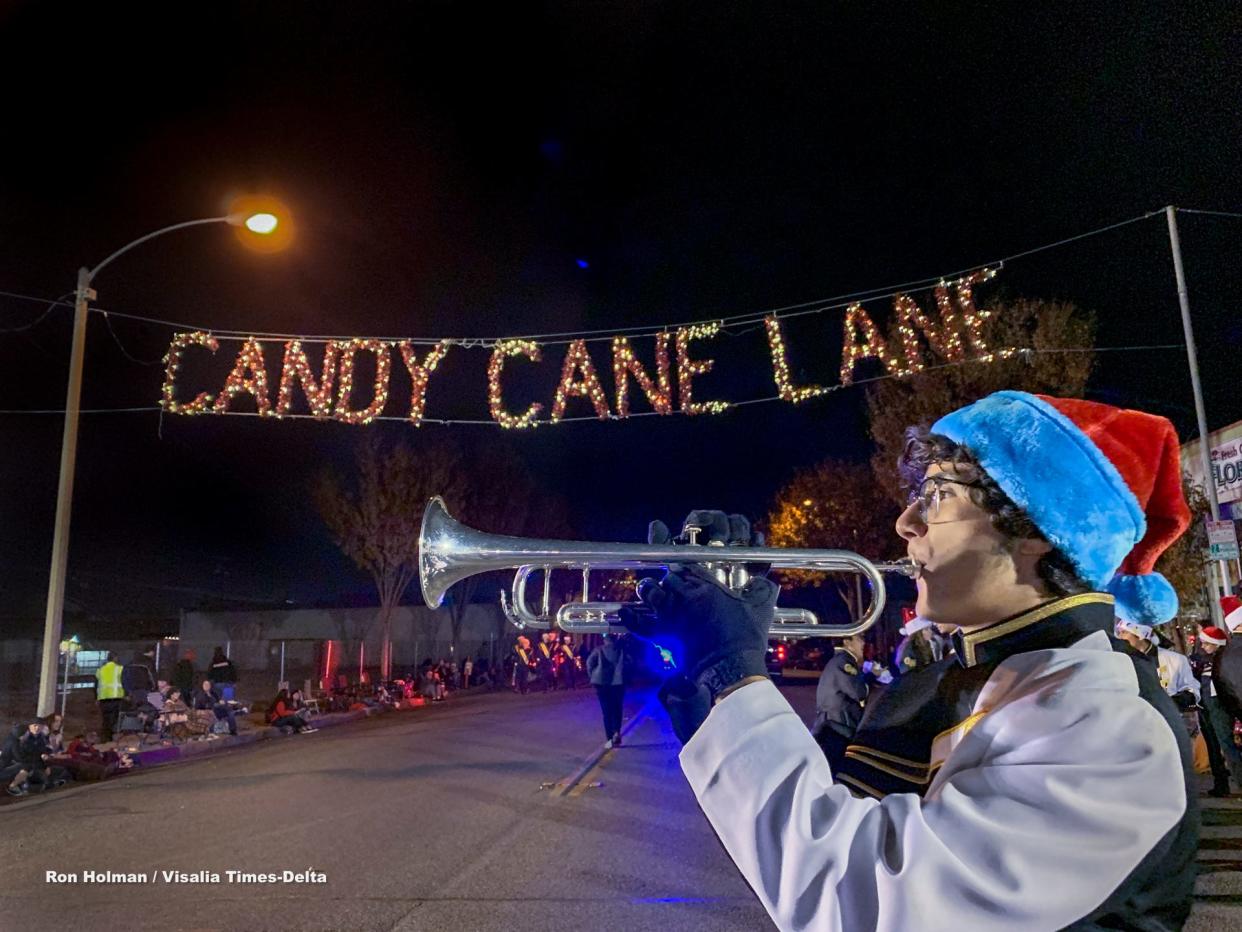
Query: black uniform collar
[[950, 592, 1115, 668]]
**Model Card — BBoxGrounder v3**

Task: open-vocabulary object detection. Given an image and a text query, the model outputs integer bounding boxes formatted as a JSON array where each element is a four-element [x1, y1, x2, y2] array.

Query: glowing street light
[[243, 212, 279, 234], [36, 199, 291, 716]]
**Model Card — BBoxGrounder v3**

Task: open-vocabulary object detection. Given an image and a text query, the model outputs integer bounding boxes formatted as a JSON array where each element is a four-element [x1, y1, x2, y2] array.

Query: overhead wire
[[0, 207, 1181, 346]]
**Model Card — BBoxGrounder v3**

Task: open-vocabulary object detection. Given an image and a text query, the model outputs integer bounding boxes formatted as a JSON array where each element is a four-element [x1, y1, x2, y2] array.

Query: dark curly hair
[[898, 425, 1090, 598]]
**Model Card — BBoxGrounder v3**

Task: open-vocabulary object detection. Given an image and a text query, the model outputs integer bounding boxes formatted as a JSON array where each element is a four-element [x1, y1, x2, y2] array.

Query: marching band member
[[810, 633, 868, 769], [511, 636, 534, 694], [1116, 618, 1199, 713], [537, 632, 558, 691], [640, 391, 1197, 930], [558, 634, 581, 690], [1152, 630, 1200, 711], [893, 615, 936, 674]]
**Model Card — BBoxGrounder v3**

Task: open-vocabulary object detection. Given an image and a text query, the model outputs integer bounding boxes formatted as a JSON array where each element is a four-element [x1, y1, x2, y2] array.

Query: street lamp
[[36, 206, 285, 716]]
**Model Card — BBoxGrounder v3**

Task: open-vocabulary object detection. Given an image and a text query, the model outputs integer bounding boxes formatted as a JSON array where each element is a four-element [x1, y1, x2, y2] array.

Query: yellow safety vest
[[96, 661, 124, 700]]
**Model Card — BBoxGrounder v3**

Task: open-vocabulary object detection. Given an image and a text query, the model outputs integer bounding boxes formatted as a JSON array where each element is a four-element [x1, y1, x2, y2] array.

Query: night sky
[[1, 1, 1239, 626]]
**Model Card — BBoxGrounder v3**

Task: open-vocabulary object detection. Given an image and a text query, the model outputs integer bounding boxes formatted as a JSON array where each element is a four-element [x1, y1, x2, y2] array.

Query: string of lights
[[0, 207, 1186, 348], [0, 342, 1188, 422]]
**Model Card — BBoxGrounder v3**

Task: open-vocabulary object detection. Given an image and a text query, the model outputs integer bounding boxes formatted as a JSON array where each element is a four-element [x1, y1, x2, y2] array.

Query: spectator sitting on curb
[[268, 689, 316, 734], [193, 679, 238, 736], [61, 732, 133, 781], [160, 689, 193, 740], [2, 723, 28, 796], [7, 721, 68, 795], [287, 688, 310, 719], [45, 713, 65, 753]]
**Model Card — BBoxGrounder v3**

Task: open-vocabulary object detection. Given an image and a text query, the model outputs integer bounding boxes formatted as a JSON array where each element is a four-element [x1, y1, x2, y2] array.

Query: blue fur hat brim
[[932, 391, 1145, 589], [1108, 572, 1179, 626]]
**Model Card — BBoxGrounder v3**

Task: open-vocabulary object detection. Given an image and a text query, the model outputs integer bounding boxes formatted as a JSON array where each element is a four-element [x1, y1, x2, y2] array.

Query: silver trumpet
[[418, 496, 916, 639]]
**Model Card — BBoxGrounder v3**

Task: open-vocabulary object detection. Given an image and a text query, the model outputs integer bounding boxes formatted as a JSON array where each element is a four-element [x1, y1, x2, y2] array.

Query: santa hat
[[1200, 625, 1228, 646], [934, 391, 1190, 625], [900, 617, 935, 637], [1223, 595, 1242, 632]]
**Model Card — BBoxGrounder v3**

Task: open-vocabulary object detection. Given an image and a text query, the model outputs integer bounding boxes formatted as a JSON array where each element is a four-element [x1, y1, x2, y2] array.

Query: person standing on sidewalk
[[587, 634, 629, 748], [1210, 597, 1242, 787], [172, 648, 197, 705], [1193, 625, 1235, 796], [208, 647, 238, 700], [95, 652, 125, 743]]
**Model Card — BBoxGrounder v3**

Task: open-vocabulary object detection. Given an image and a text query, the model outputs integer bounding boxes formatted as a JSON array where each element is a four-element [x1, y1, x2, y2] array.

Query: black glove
[[628, 561, 777, 699], [658, 675, 712, 744]]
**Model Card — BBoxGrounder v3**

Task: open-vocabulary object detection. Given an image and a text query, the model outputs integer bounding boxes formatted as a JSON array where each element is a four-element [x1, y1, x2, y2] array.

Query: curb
[[0, 686, 541, 807], [126, 707, 376, 769]]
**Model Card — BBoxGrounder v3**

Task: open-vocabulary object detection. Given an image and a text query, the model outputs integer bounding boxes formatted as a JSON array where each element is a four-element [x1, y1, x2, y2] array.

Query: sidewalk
[[0, 688, 498, 804]]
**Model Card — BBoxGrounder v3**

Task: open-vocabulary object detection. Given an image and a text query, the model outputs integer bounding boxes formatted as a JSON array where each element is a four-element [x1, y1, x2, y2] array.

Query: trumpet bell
[[419, 495, 530, 608]]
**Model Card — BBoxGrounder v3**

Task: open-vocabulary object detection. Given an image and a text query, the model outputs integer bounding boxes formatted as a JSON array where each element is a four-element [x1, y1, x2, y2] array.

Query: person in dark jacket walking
[[587, 635, 630, 747], [811, 633, 868, 769]]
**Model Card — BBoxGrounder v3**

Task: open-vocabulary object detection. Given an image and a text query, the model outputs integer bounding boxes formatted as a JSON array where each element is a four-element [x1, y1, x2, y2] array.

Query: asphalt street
[[1, 680, 1239, 931], [0, 683, 774, 932]]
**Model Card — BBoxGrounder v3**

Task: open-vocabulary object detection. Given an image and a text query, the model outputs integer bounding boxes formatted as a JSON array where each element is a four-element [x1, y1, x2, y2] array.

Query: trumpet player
[[639, 391, 1197, 931]]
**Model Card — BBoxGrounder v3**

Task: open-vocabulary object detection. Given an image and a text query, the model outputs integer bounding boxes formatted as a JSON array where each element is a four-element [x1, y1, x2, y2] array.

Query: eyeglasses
[[907, 476, 982, 523]]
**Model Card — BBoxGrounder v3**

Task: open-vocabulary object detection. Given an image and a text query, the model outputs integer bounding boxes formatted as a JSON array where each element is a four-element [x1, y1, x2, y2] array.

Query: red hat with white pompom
[[1223, 596, 1242, 632], [1200, 625, 1228, 646]]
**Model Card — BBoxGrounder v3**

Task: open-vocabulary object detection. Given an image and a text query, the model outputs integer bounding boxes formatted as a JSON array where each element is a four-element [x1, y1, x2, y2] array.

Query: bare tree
[[1155, 475, 1213, 651], [315, 435, 574, 672], [314, 435, 465, 679], [440, 450, 573, 656]]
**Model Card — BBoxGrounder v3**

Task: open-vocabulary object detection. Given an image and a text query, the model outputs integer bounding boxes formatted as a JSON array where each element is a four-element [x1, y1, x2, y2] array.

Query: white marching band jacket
[[680, 595, 1197, 932], [1157, 647, 1200, 703]]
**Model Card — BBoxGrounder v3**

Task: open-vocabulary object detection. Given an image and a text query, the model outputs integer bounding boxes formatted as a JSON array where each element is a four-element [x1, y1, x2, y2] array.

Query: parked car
[[766, 640, 789, 678]]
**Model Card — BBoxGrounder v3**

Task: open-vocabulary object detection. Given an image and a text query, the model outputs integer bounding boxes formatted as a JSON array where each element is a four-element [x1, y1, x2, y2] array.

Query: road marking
[[567, 750, 614, 797], [551, 701, 653, 798]]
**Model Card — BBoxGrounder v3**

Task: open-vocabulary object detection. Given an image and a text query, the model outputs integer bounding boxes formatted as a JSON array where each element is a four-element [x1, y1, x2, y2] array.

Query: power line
[[0, 292, 73, 333], [1177, 208, 1242, 220], [0, 207, 1180, 346]]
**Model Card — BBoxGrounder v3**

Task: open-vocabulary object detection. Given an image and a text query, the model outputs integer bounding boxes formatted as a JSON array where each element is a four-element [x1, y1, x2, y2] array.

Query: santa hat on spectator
[[1223, 595, 1242, 632], [1200, 625, 1228, 646], [934, 392, 1190, 625]]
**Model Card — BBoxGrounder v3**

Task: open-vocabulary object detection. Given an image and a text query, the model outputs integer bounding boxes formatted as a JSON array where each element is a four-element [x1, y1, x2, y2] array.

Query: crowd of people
[[93, 647, 246, 745]]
